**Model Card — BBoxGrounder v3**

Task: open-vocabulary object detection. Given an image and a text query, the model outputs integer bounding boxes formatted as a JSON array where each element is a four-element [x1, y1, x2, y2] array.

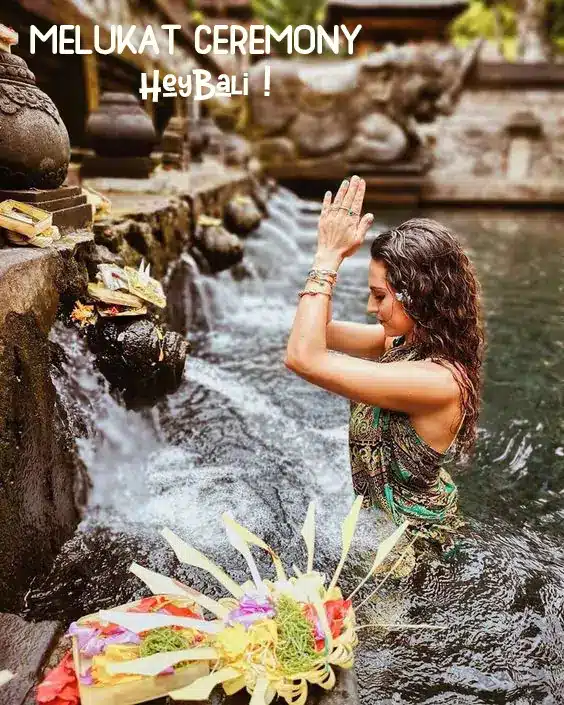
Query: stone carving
[[0, 33, 70, 190], [247, 43, 478, 172], [87, 317, 189, 406]]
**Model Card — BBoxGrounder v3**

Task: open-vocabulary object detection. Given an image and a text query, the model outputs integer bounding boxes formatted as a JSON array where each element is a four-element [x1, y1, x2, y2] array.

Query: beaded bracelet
[[298, 289, 332, 299], [308, 270, 336, 283], [308, 268, 338, 281]]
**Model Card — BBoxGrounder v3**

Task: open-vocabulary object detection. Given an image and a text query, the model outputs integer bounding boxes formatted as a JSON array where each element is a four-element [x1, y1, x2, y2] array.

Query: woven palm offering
[[69, 595, 209, 705], [89, 498, 417, 705]]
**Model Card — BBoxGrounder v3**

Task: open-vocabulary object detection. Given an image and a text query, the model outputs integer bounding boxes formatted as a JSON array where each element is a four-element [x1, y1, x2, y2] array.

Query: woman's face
[[367, 259, 415, 338]]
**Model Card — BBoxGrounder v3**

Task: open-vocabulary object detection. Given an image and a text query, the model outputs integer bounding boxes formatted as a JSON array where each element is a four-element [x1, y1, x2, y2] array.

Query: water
[[25, 191, 564, 704]]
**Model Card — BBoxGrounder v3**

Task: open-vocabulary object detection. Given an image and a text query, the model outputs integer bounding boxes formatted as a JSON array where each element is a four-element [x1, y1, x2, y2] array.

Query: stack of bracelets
[[298, 268, 338, 300]]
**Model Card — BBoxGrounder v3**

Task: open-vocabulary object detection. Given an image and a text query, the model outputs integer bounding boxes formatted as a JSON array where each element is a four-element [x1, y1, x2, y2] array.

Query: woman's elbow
[[284, 352, 299, 372], [284, 351, 321, 375]]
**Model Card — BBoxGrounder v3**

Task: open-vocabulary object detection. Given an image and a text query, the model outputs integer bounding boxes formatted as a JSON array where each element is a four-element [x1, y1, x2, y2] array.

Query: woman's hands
[[315, 176, 374, 270]]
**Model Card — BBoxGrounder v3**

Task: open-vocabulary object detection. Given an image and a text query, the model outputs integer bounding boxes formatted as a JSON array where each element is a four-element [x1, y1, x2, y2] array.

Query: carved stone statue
[[246, 42, 478, 173]]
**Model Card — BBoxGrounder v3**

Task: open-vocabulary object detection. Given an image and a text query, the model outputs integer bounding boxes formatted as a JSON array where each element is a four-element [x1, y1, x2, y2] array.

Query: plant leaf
[[168, 667, 241, 700], [347, 521, 409, 600], [223, 512, 264, 591], [129, 562, 229, 618], [97, 610, 223, 634], [221, 513, 286, 582], [250, 676, 269, 705], [301, 501, 316, 573], [105, 647, 219, 676], [161, 528, 244, 598], [328, 496, 363, 591]]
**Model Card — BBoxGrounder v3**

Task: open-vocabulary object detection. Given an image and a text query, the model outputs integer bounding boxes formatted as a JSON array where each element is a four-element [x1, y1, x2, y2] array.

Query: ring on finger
[[331, 206, 359, 216]]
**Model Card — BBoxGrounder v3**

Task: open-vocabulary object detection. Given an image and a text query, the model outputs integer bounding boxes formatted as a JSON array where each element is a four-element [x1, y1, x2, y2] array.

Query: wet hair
[[370, 217, 484, 453]]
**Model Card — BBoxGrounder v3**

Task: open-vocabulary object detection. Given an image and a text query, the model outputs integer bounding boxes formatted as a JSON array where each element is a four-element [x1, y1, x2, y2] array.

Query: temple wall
[[424, 62, 564, 204]]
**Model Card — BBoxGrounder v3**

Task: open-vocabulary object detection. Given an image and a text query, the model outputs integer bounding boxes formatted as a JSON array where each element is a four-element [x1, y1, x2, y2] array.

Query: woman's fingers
[[351, 179, 366, 216], [342, 175, 362, 211], [320, 190, 332, 220], [332, 178, 349, 207], [357, 212, 374, 241]]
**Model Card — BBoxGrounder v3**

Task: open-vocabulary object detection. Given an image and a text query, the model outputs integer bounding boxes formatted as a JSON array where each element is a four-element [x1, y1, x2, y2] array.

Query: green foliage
[[250, 0, 331, 55], [451, 1, 518, 59], [451, 1, 516, 41], [251, 0, 328, 33], [550, 0, 564, 47], [452, 0, 564, 57]]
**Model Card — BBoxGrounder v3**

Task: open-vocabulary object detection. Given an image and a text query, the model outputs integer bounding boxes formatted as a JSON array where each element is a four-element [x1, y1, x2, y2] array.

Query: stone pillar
[[517, 0, 551, 63]]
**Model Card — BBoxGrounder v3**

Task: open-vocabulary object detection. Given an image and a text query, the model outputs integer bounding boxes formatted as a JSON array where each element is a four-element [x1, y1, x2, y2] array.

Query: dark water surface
[[25, 192, 564, 704]]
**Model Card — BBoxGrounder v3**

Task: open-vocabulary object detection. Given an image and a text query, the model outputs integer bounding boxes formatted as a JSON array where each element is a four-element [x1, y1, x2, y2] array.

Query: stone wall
[[0, 164, 253, 613], [0, 238, 92, 612], [425, 62, 564, 203]]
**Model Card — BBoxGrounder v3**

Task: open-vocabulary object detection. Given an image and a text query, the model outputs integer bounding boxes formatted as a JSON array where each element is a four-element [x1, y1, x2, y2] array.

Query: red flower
[[303, 599, 352, 652], [128, 596, 166, 613], [127, 596, 200, 618], [325, 599, 352, 639], [36, 652, 79, 705], [160, 603, 200, 618]]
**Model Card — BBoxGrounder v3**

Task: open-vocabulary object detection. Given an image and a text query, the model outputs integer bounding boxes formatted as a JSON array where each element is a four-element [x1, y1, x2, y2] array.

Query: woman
[[285, 176, 484, 557]]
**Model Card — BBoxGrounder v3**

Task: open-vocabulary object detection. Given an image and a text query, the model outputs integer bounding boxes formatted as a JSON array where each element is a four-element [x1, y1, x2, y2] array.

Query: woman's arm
[[284, 176, 459, 415], [285, 177, 373, 372], [327, 321, 386, 359]]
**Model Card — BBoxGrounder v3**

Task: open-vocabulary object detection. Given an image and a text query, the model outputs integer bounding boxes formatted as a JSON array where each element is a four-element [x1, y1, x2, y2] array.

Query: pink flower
[[66, 622, 140, 658], [226, 591, 275, 630]]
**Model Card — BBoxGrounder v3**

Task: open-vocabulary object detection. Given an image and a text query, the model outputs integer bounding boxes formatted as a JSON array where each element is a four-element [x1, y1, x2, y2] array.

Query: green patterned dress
[[349, 337, 464, 555]]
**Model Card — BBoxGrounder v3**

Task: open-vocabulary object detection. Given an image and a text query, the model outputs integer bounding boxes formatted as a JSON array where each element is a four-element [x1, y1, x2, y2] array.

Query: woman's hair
[[370, 217, 484, 453]]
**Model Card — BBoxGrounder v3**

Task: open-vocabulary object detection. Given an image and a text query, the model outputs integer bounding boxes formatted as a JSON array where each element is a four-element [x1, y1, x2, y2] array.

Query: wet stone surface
[[0, 613, 61, 705]]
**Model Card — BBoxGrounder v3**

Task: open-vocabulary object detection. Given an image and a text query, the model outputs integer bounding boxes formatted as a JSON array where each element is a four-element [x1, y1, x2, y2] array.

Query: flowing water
[[25, 190, 564, 704]]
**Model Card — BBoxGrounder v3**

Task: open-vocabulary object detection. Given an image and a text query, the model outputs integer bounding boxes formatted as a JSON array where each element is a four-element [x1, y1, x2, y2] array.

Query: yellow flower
[[92, 645, 142, 686], [214, 624, 249, 660], [248, 620, 277, 649], [71, 301, 96, 327]]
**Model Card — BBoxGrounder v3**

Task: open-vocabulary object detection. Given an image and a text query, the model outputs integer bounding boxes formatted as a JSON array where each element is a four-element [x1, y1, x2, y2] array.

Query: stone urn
[[85, 92, 157, 158], [87, 317, 189, 406], [0, 28, 70, 190]]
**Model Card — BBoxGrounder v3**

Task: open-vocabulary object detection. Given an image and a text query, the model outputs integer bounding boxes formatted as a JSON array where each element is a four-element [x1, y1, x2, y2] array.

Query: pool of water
[[25, 191, 564, 704]]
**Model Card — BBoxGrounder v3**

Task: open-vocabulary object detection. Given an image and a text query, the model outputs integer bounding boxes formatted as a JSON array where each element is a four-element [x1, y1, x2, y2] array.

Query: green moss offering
[[140, 627, 190, 658], [274, 595, 320, 675]]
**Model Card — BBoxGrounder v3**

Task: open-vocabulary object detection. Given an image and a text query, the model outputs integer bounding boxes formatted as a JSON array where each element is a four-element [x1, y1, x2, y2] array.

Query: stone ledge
[[422, 177, 564, 206], [0, 614, 61, 705], [0, 233, 93, 330]]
